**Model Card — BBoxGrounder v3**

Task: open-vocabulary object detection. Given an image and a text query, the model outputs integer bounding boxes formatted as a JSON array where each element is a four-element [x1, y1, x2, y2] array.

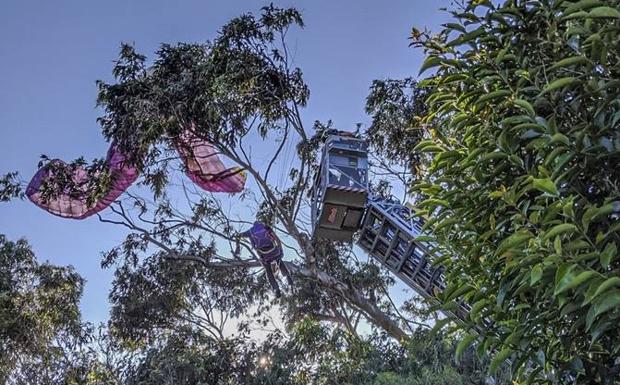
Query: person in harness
[[234, 221, 294, 298]]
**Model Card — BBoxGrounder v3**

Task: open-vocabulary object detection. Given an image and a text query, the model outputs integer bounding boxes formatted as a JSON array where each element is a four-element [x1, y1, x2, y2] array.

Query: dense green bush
[[409, 0, 620, 383]]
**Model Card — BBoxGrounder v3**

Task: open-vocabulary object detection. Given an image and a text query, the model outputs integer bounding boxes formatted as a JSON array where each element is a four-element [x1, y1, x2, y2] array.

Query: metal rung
[[358, 197, 470, 325]]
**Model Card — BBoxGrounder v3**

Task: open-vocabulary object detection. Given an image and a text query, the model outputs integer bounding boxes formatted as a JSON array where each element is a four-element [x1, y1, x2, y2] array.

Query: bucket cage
[[311, 131, 369, 241]]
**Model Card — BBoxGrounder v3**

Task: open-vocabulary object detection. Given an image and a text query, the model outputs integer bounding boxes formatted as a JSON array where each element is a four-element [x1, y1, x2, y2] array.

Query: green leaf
[[418, 198, 449, 209], [563, 10, 590, 20], [590, 320, 613, 344], [512, 122, 546, 133], [509, 155, 524, 168], [446, 27, 485, 47], [531, 265, 543, 285], [554, 235, 563, 254], [554, 264, 576, 295], [476, 89, 511, 105], [514, 99, 535, 116], [532, 178, 558, 196], [555, 270, 597, 295], [414, 235, 436, 242], [564, 239, 590, 252], [600, 242, 616, 269], [564, 0, 603, 14], [441, 73, 468, 84], [422, 145, 445, 153], [419, 56, 442, 75], [550, 133, 570, 146], [413, 139, 440, 152], [592, 202, 618, 222], [588, 6, 620, 18], [469, 298, 488, 320], [541, 77, 579, 94], [586, 277, 620, 305], [504, 329, 525, 348], [496, 230, 533, 256], [455, 334, 477, 361], [586, 305, 598, 331], [548, 56, 588, 71], [544, 146, 568, 167], [435, 217, 460, 231], [581, 203, 619, 232], [543, 223, 578, 241], [489, 348, 513, 374], [443, 22, 466, 33], [582, 206, 598, 230], [446, 284, 474, 302], [593, 289, 620, 319], [481, 151, 509, 161]]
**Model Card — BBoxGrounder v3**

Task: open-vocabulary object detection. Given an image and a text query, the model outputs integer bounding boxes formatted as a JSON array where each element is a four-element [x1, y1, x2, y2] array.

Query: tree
[[0, 172, 22, 203], [115, 318, 402, 385], [112, 315, 506, 385], [21, 5, 421, 352], [372, 0, 620, 383], [364, 328, 512, 385], [0, 234, 96, 384]]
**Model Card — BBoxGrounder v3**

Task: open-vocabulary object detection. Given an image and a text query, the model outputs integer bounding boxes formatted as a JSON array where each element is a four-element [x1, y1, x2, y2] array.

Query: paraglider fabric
[[27, 130, 246, 219], [26, 142, 139, 219], [240, 222, 283, 263], [177, 130, 246, 194]]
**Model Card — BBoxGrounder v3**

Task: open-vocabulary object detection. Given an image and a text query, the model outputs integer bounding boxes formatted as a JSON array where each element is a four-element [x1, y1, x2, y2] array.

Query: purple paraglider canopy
[[26, 142, 139, 219], [177, 129, 247, 194], [27, 127, 247, 220]]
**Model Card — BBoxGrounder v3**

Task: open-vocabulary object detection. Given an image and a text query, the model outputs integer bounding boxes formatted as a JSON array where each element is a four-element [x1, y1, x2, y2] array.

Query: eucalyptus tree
[[0, 235, 100, 384], [37, 5, 425, 350]]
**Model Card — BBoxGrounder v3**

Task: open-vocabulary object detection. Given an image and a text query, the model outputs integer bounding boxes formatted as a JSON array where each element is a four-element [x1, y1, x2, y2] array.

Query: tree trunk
[[290, 264, 409, 341]]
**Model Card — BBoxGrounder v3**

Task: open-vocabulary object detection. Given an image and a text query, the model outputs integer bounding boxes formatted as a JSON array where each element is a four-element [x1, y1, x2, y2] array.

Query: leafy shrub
[[411, 0, 620, 383]]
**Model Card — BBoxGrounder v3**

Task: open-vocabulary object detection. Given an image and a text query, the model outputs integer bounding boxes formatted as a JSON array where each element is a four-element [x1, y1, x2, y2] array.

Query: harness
[[249, 225, 282, 262]]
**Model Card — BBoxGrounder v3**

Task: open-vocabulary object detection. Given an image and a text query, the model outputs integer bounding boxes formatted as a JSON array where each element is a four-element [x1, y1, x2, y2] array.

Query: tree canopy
[[0, 234, 95, 384], [368, 0, 620, 383], [5, 8, 436, 383], [0, 236, 501, 385]]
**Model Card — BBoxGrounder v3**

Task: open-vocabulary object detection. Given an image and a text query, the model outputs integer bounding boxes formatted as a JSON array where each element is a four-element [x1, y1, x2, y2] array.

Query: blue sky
[[0, 0, 449, 323]]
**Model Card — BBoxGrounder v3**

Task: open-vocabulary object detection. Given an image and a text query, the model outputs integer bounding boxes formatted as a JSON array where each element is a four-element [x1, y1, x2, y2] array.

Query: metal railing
[[358, 196, 470, 323]]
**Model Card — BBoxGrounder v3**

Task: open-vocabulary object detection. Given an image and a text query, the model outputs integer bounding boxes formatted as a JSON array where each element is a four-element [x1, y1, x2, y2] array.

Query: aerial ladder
[[311, 131, 470, 323]]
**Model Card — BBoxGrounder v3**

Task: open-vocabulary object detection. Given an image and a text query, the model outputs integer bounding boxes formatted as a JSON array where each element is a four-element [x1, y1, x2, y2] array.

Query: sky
[[0, 0, 450, 324]]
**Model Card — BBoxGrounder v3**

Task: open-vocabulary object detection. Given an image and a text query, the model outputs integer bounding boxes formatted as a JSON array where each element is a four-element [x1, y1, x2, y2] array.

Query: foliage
[[109, 318, 507, 385], [124, 330, 247, 385], [0, 234, 104, 384], [0, 215, 503, 385], [0, 172, 22, 202], [15, 2, 618, 383], [93, 5, 308, 196], [366, 78, 428, 175], [361, 329, 510, 385], [80, 4, 414, 351], [405, 0, 620, 383]]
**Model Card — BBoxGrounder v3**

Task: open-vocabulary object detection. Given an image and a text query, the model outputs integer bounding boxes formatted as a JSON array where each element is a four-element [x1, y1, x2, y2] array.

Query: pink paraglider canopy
[[27, 129, 246, 219], [177, 130, 246, 194], [26, 142, 139, 219]]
